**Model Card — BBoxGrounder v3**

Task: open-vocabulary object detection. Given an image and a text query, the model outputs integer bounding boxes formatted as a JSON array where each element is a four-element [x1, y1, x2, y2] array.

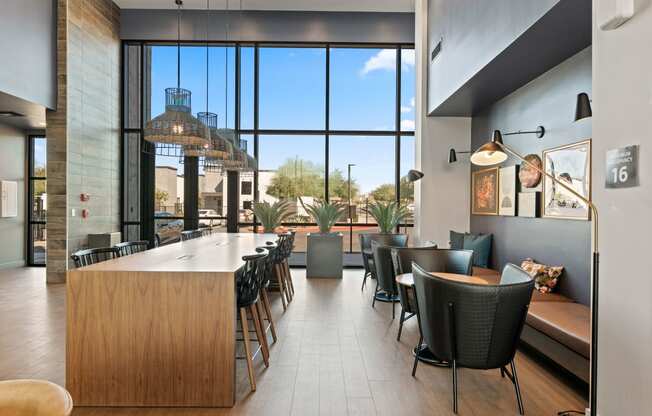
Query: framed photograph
[[542, 139, 592, 220], [472, 167, 499, 216], [518, 192, 540, 218], [519, 154, 543, 192], [499, 165, 518, 216]]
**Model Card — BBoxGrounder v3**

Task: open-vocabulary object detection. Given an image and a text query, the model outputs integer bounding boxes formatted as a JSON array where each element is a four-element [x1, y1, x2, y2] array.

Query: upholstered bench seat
[[526, 301, 591, 359]]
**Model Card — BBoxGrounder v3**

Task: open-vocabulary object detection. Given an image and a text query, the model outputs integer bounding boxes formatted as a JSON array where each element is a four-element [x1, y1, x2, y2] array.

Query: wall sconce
[[407, 170, 424, 182], [575, 92, 592, 122], [448, 149, 470, 164]]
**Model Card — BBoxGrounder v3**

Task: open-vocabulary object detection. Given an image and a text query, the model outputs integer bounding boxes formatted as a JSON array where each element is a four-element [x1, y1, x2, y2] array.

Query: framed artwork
[[518, 192, 540, 218], [499, 165, 518, 216], [472, 167, 499, 215], [519, 154, 543, 192], [542, 139, 592, 220]]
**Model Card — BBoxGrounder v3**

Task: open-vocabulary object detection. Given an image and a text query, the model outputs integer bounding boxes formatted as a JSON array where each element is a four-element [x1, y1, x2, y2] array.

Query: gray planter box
[[306, 232, 343, 278]]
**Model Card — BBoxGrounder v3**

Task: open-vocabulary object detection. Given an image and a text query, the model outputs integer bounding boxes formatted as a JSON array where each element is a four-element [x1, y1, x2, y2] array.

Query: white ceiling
[[113, 0, 415, 13]]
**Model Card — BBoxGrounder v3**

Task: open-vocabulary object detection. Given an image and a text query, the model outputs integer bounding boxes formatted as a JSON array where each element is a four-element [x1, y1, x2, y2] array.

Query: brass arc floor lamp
[[470, 128, 598, 416]]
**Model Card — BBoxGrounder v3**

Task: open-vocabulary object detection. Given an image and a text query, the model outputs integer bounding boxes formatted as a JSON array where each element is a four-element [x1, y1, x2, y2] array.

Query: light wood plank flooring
[[0, 267, 587, 415]]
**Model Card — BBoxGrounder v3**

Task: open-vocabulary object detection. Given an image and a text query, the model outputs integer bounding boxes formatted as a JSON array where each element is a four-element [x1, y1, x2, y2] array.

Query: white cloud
[[360, 49, 396, 75], [410, 96, 415, 107], [400, 120, 415, 130], [402, 49, 416, 68], [400, 106, 412, 113]]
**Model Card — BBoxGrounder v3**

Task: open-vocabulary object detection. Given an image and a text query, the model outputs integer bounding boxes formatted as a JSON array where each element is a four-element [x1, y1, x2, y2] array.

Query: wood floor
[[0, 266, 587, 415]]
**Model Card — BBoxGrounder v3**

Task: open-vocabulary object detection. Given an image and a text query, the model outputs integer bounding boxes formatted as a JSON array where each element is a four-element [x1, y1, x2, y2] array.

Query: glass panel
[[123, 224, 141, 243], [155, 155, 183, 216], [259, 47, 326, 129], [32, 179, 47, 221], [330, 48, 396, 130], [32, 137, 47, 177], [31, 224, 46, 265], [400, 48, 416, 132], [123, 44, 141, 129], [240, 46, 255, 129], [400, 135, 415, 223], [154, 217, 184, 246], [124, 132, 140, 222]]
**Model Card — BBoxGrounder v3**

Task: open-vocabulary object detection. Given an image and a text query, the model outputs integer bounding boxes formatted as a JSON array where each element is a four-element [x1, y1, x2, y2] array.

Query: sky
[[150, 45, 415, 195]]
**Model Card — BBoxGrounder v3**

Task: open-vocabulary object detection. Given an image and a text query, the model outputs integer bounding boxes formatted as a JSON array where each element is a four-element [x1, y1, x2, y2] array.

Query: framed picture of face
[[499, 165, 518, 216], [542, 139, 592, 220], [472, 167, 499, 215]]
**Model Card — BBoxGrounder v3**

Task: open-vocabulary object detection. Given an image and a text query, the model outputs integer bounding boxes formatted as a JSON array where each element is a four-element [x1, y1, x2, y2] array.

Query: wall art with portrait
[[499, 165, 518, 216], [472, 167, 499, 216], [542, 139, 592, 220]]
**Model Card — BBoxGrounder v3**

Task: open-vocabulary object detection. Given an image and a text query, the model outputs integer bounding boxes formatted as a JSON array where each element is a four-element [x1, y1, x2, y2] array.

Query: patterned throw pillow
[[520, 258, 564, 294]]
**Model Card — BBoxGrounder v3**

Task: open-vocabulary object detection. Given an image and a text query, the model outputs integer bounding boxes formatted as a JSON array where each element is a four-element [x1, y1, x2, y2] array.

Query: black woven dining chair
[[114, 240, 149, 257], [390, 247, 473, 341], [181, 229, 202, 241], [257, 243, 279, 344], [360, 233, 408, 292], [70, 247, 120, 268], [411, 262, 534, 414]]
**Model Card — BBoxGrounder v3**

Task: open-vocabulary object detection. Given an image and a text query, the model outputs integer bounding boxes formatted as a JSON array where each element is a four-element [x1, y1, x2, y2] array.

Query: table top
[[396, 271, 492, 287], [75, 233, 279, 273]]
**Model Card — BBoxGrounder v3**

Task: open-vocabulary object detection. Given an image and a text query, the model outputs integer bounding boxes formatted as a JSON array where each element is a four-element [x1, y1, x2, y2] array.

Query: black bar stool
[[70, 247, 119, 268], [114, 241, 149, 257], [258, 243, 279, 343]]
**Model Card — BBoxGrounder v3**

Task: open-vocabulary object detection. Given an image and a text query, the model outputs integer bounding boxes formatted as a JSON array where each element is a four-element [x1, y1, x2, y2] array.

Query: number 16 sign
[[605, 145, 639, 188]]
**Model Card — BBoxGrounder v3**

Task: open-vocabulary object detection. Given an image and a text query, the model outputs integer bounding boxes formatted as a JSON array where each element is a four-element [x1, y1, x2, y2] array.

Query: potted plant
[[365, 201, 410, 234], [251, 200, 293, 233], [301, 199, 348, 279]]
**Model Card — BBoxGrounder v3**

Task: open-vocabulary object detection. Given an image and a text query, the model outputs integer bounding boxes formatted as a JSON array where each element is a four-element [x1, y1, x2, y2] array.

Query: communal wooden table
[[66, 233, 278, 408]]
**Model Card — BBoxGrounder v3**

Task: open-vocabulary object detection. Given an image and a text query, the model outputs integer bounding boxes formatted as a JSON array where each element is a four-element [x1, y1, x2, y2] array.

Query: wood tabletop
[[76, 233, 279, 273], [396, 271, 492, 287]]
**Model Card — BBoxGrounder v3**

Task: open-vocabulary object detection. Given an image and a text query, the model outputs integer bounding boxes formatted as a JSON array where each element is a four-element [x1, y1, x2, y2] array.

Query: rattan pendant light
[[144, 0, 209, 156]]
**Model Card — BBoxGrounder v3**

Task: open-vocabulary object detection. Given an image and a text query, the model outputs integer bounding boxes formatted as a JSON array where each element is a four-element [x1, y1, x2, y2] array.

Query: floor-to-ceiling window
[[27, 136, 47, 266], [123, 41, 415, 259]]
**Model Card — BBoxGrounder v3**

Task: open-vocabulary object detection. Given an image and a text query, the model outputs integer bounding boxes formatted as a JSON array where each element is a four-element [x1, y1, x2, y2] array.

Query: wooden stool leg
[[250, 304, 269, 367], [240, 307, 256, 392], [261, 288, 278, 343], [284, 259, 295, 296], [275, 264, 288, 310], [281, 261, 293, 302], [255, 301, 271, 362]]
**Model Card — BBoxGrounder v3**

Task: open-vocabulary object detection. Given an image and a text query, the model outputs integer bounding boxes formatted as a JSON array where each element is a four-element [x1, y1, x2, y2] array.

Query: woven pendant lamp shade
[[183, 112, 232, 159], [144, 88, 209, 150]]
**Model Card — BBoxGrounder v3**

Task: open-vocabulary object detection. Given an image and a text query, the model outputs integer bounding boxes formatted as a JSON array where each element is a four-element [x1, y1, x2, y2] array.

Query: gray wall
[[471, 47, 592, 305], [427, 0, 558, 114], [0, 123, 26, 269], [121, 10, 415, 43], [593, 1, 652, 412], [0, 0, 56, 109]]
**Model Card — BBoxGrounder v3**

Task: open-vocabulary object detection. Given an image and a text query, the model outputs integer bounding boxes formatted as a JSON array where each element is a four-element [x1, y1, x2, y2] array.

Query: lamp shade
[[407, 169, 424, 182], [575, 92, 592, 122], [144, 88, 209, 147], [448, 149, 457, 164], [469, 130, 508, 166]]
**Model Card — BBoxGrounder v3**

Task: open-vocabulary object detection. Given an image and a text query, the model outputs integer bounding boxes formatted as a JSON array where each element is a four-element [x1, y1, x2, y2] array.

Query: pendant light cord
[[176, 0, 182, 89], [206, 0, 209, 113], [225, 0, 229, 130]]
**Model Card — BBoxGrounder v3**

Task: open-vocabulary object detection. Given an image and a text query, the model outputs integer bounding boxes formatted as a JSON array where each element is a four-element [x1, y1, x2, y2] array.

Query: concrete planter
[[306, 232, 343, 278]]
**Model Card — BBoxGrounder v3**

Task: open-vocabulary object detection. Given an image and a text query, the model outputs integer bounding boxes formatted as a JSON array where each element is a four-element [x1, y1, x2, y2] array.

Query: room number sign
[[605, 145, 639, 188]]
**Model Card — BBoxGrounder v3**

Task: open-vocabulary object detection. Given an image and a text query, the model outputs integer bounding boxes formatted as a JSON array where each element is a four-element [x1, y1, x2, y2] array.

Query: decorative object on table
[[251, 200, 292, 233], [605, 145, 639, 188], [448, 148, 470, 164], [517, 192, 540, 218], [470, 128, 599, 416], [301, 199, 347, 279], [518, 154, 543, 192], [542, 139, 592, 220], [499, 165, 518, 216], [365, 201, 410, 233], [471, 167, 499, 215], [144, 0, 209, 157], [520, 258, 564, 294]]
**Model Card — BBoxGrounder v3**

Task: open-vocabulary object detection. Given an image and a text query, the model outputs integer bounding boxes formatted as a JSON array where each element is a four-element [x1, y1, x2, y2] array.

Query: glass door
[[27, 136, 47, 266]]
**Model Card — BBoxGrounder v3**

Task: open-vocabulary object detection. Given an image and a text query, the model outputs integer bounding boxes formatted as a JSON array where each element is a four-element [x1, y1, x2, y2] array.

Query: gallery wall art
[[472, 167, 499, 215], [499, 165, 518, 216]]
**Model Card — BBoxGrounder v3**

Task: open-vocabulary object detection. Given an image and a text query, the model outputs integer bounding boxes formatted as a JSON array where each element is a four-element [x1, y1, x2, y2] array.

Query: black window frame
[[27, 134, 47, 267]]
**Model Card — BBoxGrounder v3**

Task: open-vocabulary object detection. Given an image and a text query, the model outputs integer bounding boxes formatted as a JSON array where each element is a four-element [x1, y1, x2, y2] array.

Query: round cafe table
[[395, 271, 490, 366]]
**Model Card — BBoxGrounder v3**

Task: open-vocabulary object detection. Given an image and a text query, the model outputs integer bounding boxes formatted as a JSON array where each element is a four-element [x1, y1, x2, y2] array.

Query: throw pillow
[[520, 258, 564, 293], [462, 233, 492, 268], [449, 230, 466, 250]]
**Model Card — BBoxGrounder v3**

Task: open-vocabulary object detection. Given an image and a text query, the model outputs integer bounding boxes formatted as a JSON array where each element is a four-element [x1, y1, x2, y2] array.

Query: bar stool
[[0, 379, 73, 416], [267, 234, 292, 310], [114, 240, 149, 257], [237, 251, 270, 392], [258, 243, 279, 343], [70, 247, 119, 268]]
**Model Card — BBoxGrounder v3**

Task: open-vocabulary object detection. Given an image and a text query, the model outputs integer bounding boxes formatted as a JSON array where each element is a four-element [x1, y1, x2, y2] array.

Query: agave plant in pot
[[251, 200, 293, 233], [301, 199, 348, 279]]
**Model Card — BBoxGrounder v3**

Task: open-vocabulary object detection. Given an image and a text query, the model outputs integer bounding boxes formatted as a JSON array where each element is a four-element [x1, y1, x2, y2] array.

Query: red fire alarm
[[81, 209, 89, 219], [80, 193, 90, 202]]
